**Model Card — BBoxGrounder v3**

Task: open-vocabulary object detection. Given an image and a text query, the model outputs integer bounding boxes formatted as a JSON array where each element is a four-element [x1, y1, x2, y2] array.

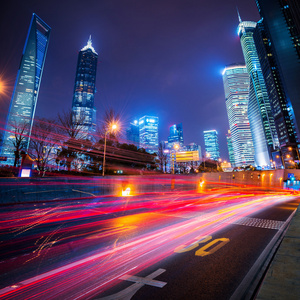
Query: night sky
[[0, 0, 260, 159]]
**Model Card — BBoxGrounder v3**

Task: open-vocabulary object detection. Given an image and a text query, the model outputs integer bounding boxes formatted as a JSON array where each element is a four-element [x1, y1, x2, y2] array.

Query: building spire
[[237, 7, 242, 23], [81, 35, 98, 55], [88, 35, 92, 47]]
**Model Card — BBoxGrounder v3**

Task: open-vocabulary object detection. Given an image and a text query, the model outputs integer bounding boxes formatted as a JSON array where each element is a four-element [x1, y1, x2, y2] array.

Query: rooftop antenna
[[236, 7, 242, 23]]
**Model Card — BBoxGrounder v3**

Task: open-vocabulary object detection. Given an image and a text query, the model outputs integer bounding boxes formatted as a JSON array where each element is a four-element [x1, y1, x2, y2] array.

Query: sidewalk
[[256, 206, 300, 299]]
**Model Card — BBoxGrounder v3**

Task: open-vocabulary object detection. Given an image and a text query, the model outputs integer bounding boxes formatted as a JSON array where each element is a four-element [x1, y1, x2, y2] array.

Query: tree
[[56, 110, 86, 172], [9, 120, 29, 167], [29, 118, 57, 175]]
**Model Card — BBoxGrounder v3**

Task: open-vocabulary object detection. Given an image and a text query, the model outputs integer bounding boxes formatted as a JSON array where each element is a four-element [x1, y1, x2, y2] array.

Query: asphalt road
[[0, 185, 298, 299]]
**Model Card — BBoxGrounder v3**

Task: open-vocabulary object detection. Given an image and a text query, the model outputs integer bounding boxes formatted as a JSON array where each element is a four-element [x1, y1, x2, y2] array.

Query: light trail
[[0, 187, 297, 299]]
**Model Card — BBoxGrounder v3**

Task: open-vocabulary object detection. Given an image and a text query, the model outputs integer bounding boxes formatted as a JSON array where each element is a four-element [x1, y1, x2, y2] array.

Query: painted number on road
[[174, 236, 229, 257]]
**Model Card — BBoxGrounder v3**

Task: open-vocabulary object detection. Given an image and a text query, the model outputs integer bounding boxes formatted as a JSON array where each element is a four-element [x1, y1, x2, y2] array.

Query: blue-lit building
[[255, 0, 300, 163], [139, 116, 159, 154], [203, 130, 220, 161], [226, 130, 236, 167], [222, 64, 255, 167], [238, 18, 279, 167], [1, 14, 51, 166], [168, 123, 184, 147], [126, 120, 139, 146], [72, 36, 98, 138]]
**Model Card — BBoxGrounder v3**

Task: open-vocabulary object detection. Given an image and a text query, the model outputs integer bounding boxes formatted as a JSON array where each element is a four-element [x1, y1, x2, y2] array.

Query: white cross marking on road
[[97, 268, 167, 300]]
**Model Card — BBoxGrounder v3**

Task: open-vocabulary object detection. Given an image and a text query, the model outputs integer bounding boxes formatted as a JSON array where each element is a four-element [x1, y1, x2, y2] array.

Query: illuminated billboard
[[175, 151, 199, 162]]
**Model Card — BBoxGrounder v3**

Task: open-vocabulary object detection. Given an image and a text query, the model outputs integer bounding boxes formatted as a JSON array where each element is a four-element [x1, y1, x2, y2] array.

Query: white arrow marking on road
[[97, 268, 167, 300]]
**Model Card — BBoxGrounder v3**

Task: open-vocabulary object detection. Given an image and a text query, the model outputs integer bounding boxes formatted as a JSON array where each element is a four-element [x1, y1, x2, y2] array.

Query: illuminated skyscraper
[[126, 120, 139, 146], [238, 18, 279, 167], [222, 64, 255, 167], [255, 0, 300, 160], [203, 130, 220, 161], [139, 116, 159, 154], [226, 130, 236, 167], [72, 36, 98, 138], [1, 14, 51, 166], [168, 123, 184, 147]]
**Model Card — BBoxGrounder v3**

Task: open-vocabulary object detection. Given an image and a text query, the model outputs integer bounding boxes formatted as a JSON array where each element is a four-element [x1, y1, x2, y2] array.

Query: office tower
[[72, 36, 98, 138], [238, 18, 279, 167], [203, 130, 220, 161], [253, 20, 299, 160], [168, 123, 184, 147], [226, 130, 236, 167], [126, 120, 139, 146], [222, 65, 255, 167], [1, 14, 51, 166], [255, 0, 300, 159], [139, 116, 159, 154]]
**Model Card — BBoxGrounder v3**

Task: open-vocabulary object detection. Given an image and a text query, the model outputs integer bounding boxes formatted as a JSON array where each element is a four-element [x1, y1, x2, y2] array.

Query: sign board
[[175, 151, 199, 162], [0, 156, 7, 161]]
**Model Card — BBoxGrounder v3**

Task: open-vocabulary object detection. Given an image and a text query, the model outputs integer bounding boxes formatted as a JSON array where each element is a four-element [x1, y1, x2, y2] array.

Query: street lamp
[[172, 144, 180, 174], [102, 123, 118, 177]]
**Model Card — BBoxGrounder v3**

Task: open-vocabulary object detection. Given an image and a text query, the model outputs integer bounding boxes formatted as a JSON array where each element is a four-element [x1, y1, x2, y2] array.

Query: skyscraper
[[72, 36, 98, 138], [253, 20, 299, 160], [203, 130, 220, 161], [1, 14, 51, 166], [139, 116, 159, 154], [222, 64, 255, 167], [238, 18, 279, 167], [168, 123, 184, 147], [226, 130, 236, 167], [126, 120, 139, 146], [255, 0, 300, 159]]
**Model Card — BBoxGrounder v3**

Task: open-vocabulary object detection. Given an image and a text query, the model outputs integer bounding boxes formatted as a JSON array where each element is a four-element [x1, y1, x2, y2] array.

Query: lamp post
[[172, 144, 180, 174], [102, 123, 117, 177]]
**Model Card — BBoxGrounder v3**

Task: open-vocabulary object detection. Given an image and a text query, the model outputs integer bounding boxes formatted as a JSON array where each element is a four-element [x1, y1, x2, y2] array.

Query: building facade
[[255, 0, 300, 160], [72, 36, 98, 138], [238, 19, 279, 167], [139, 116, 159, 154], [168, 123, 184, 147], [222, 64, 255, 167], [226, 130, 236, 167], [126, 120, 139, 146], [203, 130, 220, 161], [1, 14, 51, 166]]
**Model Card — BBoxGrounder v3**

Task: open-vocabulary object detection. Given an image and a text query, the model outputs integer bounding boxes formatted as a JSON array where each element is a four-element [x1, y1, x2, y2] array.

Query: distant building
[[254, 0, 300, 161], [226, 130, 235, 167], [203, 130, 220, 161], [139, 116, 159, 154], [185, 143, 202, 161], [222, 65, 255, 167], [1, 14, 51, 166], [72, 36, 98, 138], [126, 120, 139, 146], [238, 17, 279, 167], [168, 123, 184, 147]]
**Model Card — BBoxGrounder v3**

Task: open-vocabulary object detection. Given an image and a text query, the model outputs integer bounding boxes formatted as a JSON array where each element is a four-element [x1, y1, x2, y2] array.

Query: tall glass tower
[[226, 130, 236, 167], [203, 130, 220, 161], [255, 0, 300, 160], [72, 36, 98, 138], [238, 18, 279, 167], [126, 120, 139, 146], [168, 123, 184, 147], [139, 116, 159, 154], [1, 14, 51, 166], [222, 64, 255, 167]]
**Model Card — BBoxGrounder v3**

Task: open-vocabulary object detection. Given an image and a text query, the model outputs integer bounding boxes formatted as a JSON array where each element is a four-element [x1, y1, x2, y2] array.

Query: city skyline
[[0, 0, 260, 159]]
